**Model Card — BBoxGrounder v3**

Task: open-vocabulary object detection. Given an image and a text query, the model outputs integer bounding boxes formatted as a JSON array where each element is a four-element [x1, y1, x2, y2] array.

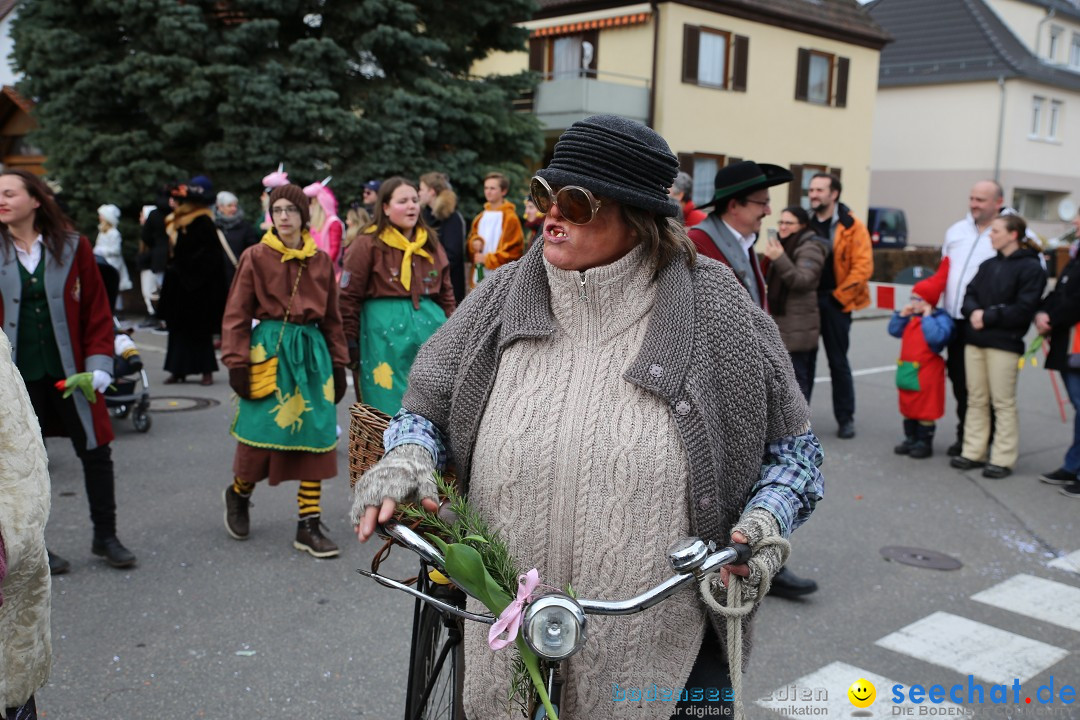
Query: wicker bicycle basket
[[347, 402, 457, 488]]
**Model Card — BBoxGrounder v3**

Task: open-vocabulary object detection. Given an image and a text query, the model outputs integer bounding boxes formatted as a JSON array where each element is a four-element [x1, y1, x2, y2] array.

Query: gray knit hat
[[536, 114, 681, 217]]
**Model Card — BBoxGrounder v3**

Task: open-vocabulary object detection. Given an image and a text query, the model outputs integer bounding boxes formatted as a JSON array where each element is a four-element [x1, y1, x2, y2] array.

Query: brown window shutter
[[678, 153, 695, 173], [835, 57, 850, 107], [727, 156, 743, 166], [683, 25, 700, 84], [529, 38, 545, 74], [795, 48, 810, 101], [828, 166, 842, 182], [788, 165, 804, 207], [583, 29, 599, 77], [731, 35, 749, 92]]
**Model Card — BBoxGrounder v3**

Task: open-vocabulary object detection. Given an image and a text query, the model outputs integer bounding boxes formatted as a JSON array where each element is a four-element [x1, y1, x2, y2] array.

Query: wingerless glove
[[349, 444, 439, 526], [729, 508, 789, 604], [229, 367, 250, 399], [332, 367, 347, 404]]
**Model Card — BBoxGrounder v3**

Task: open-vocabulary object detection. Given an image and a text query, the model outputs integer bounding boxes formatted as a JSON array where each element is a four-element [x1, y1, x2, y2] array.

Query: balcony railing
[[529, 70, 650, 130]]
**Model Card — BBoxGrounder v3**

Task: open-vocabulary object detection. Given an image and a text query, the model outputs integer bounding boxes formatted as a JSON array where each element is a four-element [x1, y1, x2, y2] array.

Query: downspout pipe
[[648, 0, 659, 128], [994, 75, 1006, 183], [1035, 8, 1056, 60]]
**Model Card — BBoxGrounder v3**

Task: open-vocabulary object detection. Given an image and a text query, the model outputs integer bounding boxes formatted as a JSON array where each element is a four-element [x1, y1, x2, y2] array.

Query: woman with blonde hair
[[419, 171, 467, 302]]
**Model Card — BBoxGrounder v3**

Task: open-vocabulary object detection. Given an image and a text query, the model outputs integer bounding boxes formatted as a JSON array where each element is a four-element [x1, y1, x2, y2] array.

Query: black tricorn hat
[[698, 161, 793, 210]]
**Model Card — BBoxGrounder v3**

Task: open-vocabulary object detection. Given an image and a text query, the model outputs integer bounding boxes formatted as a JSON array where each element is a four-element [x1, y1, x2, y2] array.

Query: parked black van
[[868, 207, 908, 248]]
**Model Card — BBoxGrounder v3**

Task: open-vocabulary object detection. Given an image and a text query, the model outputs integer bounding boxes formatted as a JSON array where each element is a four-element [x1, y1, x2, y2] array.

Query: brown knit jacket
[[402, 240, 810, 664]]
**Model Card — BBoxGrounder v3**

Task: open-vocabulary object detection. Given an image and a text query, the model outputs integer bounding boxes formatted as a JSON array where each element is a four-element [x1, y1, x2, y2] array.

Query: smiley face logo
[[847, 678, 876, 708]]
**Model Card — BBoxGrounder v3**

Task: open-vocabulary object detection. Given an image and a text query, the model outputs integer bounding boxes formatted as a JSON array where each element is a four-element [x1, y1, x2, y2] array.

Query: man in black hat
[[688, 161, 793, 310], [689, 161, 820, 600]]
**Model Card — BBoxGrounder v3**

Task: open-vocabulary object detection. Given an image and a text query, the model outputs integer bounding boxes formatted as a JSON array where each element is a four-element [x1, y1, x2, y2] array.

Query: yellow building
[[473, 0, 890, 219]]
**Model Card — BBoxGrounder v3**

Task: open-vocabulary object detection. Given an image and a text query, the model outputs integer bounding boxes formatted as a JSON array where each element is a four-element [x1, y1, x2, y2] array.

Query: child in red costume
[[888, 258, 956, 458]]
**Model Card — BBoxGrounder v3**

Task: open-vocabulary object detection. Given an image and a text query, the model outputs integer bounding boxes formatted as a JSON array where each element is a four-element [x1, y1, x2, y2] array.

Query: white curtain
[[698, 33, 726, 87], [553, 36, 583, 78], [692, 157, 718, 207], [808, 55, 830, 103]]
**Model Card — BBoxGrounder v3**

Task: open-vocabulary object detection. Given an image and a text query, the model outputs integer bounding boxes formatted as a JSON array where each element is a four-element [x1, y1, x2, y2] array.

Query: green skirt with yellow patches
[[231, 320, 337, 453], [359, 297, 446, 416]]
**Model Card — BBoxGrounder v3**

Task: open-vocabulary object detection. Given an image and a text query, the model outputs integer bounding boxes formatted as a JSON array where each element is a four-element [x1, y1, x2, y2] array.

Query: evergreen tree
[[11, 0, 541, 239]]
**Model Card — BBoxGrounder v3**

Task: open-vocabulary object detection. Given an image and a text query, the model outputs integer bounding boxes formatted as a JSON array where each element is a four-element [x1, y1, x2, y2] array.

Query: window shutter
[[583, 29, 599, 76], [788, 165, 804, 207], [731, 35, 749, 92], [683, 25, 700, 84], [795, 48, 810, 101], [678, 153, 695, 173], [529, 38, 545, 74], [828, 167, 843, 182], [727, 157, 743, 166], [835, 57, 850, 107]]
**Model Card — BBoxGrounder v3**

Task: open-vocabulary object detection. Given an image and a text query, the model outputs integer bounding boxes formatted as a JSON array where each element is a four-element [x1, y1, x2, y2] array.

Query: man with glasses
[[688, 161, 793, 310], [807, 172, 873, 440]]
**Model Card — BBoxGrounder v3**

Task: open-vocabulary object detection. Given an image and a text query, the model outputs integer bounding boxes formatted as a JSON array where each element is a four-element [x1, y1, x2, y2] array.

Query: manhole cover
[[148, 396, 221, 413], [880, 546, 963, 571]]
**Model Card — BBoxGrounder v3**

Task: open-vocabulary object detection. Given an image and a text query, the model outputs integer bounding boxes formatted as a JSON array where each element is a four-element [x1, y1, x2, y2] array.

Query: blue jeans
[[1061, 370, 1080, 473]]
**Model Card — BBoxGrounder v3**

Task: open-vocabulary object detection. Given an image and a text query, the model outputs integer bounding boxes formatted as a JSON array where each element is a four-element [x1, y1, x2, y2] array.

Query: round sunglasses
[[530, 176, 603, 225]]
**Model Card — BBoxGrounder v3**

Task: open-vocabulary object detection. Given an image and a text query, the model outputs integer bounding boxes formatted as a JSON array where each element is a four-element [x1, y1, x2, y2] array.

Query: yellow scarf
[[377, 225, 432, 290], [261, 229, 318, 262]]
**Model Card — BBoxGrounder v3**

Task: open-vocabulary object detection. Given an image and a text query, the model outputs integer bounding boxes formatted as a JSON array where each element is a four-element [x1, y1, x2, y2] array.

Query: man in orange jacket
[[808, 172, 873, 439], [467, 172, 524, 289]]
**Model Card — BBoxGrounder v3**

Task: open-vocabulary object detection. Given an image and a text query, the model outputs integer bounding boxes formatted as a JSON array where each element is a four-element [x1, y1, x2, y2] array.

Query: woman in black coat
[[953, 214, 1047, 478], [1034, 212, 1080, 495], [158, 177, 228, 385]]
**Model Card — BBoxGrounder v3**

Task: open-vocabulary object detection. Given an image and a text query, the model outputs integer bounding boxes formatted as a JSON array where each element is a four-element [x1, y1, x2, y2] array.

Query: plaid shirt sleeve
[[383, 409, 448, 470], [745, 429, 825, 537]]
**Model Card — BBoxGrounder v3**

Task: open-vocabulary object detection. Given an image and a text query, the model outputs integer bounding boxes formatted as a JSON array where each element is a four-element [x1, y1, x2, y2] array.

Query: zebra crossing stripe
[[874, 611, 1067, 683], [1047, 549, 1080, 574], [971, 573, 1080, 633], [755, 660, 964, 718]]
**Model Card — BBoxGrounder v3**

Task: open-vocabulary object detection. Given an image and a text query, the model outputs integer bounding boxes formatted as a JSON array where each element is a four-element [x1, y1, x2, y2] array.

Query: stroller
[[96, 255, 153, 433]]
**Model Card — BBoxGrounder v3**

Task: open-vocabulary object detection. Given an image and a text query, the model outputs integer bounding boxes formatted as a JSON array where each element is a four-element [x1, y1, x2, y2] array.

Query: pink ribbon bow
[[488, 569, 540, 651]]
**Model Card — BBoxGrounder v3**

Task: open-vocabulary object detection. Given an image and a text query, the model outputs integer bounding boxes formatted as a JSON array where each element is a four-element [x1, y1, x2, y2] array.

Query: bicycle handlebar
[[369, 521, 753, 619]]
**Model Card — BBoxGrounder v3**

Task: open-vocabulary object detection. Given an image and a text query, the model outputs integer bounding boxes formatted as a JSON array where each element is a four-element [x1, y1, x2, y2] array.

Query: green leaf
[[462, 534, 489, 544], [443, 543, 512, 614], [517, 637, 558, 720]]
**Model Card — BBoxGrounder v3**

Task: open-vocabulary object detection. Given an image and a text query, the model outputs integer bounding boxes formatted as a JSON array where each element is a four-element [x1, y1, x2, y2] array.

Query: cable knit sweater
[[464, 245, 700, 719], [402, 239, 811, 716]]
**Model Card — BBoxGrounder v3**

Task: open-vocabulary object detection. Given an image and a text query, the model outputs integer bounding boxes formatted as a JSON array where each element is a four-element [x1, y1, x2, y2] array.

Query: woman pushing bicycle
[[351, 115, 824, 719]]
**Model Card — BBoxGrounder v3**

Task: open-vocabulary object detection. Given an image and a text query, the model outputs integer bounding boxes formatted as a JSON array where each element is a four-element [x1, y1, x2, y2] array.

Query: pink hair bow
[[488, 569, 540, 651]]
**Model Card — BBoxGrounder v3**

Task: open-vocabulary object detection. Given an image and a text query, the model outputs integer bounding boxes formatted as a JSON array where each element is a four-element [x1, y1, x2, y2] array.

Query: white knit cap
[[216, 191, 238, 207], [98, 204, 120, 226]]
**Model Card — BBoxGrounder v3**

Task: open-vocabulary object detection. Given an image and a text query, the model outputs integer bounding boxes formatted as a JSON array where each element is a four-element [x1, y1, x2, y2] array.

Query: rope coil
[[698, 536, 791, 720]]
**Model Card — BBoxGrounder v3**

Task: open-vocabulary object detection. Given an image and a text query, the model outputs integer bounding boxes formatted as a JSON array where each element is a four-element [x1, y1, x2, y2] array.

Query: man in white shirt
[[941, 180, 1006, 456]]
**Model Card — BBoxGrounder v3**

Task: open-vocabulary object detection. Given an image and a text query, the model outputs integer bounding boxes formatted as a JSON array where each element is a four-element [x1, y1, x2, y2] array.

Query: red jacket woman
[[0, 169, 136, 572]]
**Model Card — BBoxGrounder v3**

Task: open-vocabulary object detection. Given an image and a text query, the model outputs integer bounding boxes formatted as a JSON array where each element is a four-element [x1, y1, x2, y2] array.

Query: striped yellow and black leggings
[[232, 477, 322, 519]]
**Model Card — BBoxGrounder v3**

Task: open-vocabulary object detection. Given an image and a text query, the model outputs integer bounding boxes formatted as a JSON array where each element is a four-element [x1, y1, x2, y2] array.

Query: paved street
[[35, 316, 1080, 719]]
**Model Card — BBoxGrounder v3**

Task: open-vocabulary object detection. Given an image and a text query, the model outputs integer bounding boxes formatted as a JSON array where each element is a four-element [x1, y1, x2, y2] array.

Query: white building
[[868, 0, 1080, 245]]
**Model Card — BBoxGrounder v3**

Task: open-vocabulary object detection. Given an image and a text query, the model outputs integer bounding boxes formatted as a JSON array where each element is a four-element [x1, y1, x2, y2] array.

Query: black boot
[[894, 419, 918, 455], [48, 550, 71, 575], [92, 535, 137, 568], [767, 566, 818, 599], [908, 423, 935, 459]]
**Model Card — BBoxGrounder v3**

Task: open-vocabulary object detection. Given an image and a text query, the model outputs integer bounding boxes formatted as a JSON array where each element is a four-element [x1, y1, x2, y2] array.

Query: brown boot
[[223, 486, 251, 540], [294, 517, 339, 558]]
